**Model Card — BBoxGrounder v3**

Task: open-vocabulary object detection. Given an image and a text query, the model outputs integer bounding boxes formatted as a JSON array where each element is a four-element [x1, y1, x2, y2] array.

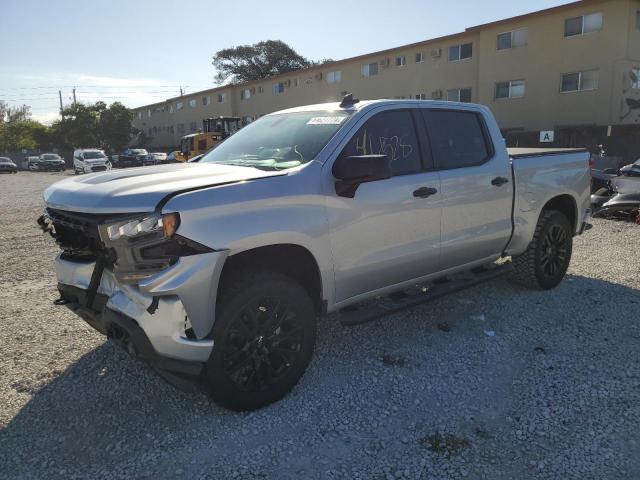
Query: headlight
[[101, 212, 179, 241]]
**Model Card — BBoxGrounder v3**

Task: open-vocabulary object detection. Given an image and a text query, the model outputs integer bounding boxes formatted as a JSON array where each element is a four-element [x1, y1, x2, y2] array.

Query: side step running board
[[339, 262, 513, 326]]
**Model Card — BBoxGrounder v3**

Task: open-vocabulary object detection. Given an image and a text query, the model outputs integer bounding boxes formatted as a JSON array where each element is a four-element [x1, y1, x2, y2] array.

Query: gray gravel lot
[[1, 171, 639, 480]]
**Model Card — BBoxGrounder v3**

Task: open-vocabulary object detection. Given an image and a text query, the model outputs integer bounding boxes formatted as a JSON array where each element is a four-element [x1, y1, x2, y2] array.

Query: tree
[[7, 104, 31, 123], [212, 40, 316, 84], [0, 120, 46, 152], [99, 102, 134, 152]]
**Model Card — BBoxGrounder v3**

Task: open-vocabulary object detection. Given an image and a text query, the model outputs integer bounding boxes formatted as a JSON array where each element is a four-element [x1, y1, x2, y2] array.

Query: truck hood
[[43, 163, 285, 214]]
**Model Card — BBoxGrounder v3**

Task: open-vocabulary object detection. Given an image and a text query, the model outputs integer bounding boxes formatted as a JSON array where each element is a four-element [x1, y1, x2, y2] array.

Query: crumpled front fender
[[138, 250, 229, 339]]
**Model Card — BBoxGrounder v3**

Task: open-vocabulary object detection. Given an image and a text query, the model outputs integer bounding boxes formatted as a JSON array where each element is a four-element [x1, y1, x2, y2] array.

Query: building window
[[176, 101, 183, 110], [564, 12, 603, 37], [447, 88, 472, 102], [272, 83, 285, 94], [177, 123, 184, 133], [361, 62, 379, 77], [497, 28, 528, 50], [240, 89, 251, 100], [258, 86, 264, 93], [189, 99, 197, 108], [632, 68, 640, 89], [169, 104, 174, 113], [218, 93, 226, 103], [448, 43, 473, 61], [189, 121, 197, 132], [415, 93, 427, 100], [169, 125, 174, 134], [415, 52, 424, 63], [495, 80, 525, 99], [294, 78, 300, 87], [243, 116, 253, 125], [202, 95, 210, 106], [561, 70, 599, 92], [327, 70, 342, 84], [137, 112, 142, 120], [395, 55, 406, 67], [147, 109, 151, 118]]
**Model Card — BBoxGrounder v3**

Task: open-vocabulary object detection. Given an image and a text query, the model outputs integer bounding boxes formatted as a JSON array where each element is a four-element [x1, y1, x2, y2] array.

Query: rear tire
[[512, 210, 573, 290], [203, 270, 316, 411]]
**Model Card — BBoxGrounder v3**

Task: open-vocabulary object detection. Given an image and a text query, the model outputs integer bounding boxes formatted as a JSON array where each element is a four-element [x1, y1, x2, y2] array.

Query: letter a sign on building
[[540, 130, 554, 143]]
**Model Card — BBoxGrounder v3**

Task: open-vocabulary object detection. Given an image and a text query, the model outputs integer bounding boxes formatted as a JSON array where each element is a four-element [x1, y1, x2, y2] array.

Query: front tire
[[512, 210, 573, 290], [203, 270, 317, 411]]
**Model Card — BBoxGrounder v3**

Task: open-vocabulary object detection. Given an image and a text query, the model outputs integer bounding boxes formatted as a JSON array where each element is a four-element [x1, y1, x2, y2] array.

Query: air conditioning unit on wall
[[379, 57, 390, 68], [315, 72, 323, 80], [431, 48, 442, 59], [431, 89, 443, 99]]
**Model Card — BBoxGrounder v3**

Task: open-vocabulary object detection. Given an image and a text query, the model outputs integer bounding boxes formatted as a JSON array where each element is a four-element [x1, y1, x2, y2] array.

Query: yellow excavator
[[177, 116, 242, 161]]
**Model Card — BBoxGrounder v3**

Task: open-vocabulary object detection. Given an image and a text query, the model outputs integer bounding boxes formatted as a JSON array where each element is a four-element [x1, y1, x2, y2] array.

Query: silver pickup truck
[[40, 97, 591, 410]]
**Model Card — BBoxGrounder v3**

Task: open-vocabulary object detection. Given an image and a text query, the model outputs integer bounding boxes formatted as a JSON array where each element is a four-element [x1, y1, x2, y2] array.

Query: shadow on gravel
[[1, 273, 639, 479]]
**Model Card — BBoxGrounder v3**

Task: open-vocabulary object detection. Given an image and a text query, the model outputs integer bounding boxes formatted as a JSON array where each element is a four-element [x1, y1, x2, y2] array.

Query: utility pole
[[72, 87, 77, 106], [59, 90, 64, 117]]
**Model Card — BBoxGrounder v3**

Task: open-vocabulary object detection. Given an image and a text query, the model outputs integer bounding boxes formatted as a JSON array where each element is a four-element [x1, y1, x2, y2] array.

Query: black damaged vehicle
[[116, 148, 148, 168]]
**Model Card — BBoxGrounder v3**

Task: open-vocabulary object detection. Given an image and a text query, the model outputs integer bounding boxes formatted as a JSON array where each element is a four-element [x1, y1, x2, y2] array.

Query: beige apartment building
[[132, 0, 640, 160]]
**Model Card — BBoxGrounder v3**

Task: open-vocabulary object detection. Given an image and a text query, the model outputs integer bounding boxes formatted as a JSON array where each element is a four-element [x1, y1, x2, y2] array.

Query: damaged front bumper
[[55, 249, 228, 384]]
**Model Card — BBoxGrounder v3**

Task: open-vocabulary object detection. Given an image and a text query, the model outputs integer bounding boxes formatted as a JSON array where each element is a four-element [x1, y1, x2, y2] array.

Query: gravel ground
[[1, 171, 639, 480]]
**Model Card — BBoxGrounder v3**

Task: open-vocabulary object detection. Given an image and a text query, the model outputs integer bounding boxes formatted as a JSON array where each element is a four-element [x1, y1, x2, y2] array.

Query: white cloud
[[31, 111, 61, 125]]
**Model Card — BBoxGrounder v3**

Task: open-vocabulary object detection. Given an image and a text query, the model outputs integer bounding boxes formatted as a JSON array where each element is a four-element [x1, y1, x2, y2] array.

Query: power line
[[0, 84, 214, 91]]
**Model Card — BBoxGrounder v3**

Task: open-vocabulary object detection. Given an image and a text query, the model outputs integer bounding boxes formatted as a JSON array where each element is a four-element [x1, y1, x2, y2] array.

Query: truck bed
[[508, 147, 588, 158]]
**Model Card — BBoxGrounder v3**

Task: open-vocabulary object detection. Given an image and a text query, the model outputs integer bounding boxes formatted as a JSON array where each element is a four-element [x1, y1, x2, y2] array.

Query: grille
[[46, 208, 110, 261], [91, 165, 107, 171]]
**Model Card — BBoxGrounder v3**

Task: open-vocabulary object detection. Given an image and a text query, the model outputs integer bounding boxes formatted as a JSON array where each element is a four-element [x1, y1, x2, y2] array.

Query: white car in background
[[73, 149, 111, 174], [143, 152, 168, 166]]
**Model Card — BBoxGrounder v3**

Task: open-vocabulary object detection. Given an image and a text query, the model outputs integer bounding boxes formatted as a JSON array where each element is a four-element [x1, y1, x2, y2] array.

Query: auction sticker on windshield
[[306, 116, 347, 125]]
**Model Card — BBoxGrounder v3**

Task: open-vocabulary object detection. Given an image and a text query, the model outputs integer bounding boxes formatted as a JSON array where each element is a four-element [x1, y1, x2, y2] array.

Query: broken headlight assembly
[[98, 212, 213, 282]]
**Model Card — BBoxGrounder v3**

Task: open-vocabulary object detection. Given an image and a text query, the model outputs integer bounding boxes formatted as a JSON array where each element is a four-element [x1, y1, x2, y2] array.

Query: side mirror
[[332, 154, 392, 198]]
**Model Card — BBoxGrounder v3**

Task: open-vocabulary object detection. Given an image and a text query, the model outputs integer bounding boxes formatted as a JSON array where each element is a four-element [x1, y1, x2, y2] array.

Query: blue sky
[[0, 0, 571, 123]]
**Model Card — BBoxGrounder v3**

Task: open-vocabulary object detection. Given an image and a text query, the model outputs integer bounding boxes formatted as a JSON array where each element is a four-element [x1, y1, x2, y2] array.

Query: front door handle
[[491, 176, 509, 187], [413, 186, 438, 198]]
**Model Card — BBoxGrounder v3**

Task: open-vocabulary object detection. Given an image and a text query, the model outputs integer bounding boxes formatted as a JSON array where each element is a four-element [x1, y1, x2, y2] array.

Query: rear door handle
[[413, 186, 438, 198], [491, 176, 509, 187]]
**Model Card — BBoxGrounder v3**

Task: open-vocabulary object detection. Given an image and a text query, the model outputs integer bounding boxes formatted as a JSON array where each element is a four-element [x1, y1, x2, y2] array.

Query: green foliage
[[1, 101, 136, 154], [0, 120, 46, 151], [213, 40, 326, 84]]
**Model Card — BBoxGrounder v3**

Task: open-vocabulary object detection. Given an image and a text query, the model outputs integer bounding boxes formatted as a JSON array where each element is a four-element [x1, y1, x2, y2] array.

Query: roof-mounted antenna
[[339, 93, 360, 108]]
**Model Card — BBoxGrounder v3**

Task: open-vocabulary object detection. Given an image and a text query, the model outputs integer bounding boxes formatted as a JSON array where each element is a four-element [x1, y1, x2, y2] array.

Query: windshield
[[83, 151, 106, 159], [153, 153, 166, 158], [199, 111, 351, 170], [42, 154, 60, 160], [130, 149, 147, 155]]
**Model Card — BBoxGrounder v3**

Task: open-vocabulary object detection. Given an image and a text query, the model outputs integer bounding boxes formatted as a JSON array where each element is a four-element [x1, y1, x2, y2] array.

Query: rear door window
[[338, 110, 422, 175], [422, 110, 492, 169]]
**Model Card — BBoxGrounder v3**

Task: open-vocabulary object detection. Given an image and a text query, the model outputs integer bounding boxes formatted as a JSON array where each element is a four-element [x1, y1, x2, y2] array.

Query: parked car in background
[[27, 156, 41, 171], [41, 98, 591, 411], [38, 153, 66, 171], [73, 149, 111, 174], [143, 152, 168, 166], [166, 151, 182, 163], [117, 148, 148, 168], [0, 156, 17, 173]]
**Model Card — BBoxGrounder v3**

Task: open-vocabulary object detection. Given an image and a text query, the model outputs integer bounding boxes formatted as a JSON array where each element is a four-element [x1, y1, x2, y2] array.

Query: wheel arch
[[217, 243, 325, 313], [541, 194, 578, 233]]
